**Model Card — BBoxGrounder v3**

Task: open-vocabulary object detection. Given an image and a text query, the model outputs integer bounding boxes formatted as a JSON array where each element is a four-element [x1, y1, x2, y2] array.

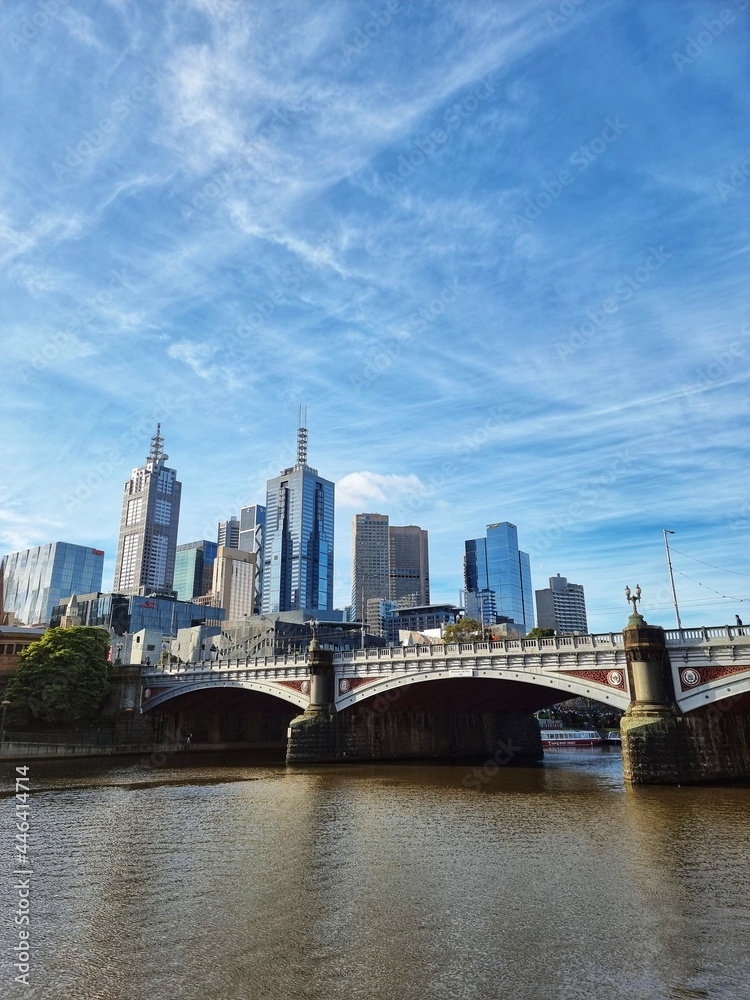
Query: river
[[2, 749, 749, 1000]]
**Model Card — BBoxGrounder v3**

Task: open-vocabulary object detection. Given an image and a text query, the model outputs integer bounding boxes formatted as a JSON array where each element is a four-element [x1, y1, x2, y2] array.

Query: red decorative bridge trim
[[339, 677, 379, 695], [278, 680, 310, 694], [679, 663, 750, 691], [559, 669, 626, 690]]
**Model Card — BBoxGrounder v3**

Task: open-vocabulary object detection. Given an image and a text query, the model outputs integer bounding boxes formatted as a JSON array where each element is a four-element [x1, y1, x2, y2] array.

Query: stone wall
[[287, 706, 542, 764], [622, 708, 750, 784]]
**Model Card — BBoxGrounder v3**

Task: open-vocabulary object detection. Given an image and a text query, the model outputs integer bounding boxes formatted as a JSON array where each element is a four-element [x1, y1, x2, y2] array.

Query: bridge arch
[[141, 678, 308, 712], [336, 668, 631, 714]]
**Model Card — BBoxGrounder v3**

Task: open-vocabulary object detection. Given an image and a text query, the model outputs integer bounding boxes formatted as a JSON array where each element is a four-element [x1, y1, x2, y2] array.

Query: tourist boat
[[604, 730, 622, 745], [540, 729, 603, 748]]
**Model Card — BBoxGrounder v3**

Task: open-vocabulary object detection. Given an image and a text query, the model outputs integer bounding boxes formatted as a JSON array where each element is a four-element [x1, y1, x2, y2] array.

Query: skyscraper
[[464, 522, 533, 635], [0, 542, 104, 625], [389, 524, 430, 606], [239, 504, 265, 613], [217, 516, 240, 549], [212, 546, 256, 620], [113, 425, 182, 596], [535, 574, 588, 635], [261, 416, 334, 615], [351, 513, 390, 625], [173, 540, 218, 601]]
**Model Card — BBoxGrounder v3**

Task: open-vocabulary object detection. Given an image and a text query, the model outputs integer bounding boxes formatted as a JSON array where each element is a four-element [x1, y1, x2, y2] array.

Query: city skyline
[[1, 3, 748, 631]]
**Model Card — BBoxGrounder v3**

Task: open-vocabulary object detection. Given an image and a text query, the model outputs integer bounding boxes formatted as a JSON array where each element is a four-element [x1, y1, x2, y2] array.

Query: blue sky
[[1, 0, 749, 630]]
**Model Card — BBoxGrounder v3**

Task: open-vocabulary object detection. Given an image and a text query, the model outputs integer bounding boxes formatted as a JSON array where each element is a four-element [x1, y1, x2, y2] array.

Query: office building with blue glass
[[464, 522, 534, 635], [1, 542, 104, 625], [51, 591, 225, 636], [261, 420, 334, 615]]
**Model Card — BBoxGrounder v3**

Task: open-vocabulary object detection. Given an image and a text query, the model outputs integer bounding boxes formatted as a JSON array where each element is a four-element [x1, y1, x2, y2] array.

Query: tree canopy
[[443, 618, 497, 643], [525, 627, 555, 639], [5, 626, 111, 727]]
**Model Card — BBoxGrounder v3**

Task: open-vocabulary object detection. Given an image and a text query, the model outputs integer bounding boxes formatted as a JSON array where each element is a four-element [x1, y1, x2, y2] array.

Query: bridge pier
[[621, 613, 750, 784]]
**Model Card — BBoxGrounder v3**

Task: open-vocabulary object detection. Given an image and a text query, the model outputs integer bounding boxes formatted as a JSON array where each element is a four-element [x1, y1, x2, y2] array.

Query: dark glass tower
[[261, 417, 334, 614]]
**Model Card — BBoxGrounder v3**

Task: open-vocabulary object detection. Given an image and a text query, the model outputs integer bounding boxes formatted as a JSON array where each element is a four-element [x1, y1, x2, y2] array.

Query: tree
[[525, 627, 555, 639], [5, 626, 111, 727], [443, 618, 496, 643]]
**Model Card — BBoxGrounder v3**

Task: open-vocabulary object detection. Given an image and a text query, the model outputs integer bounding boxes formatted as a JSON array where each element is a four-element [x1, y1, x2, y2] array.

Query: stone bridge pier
[[622, 611, 750, 784], [286, 640, 542, 765]]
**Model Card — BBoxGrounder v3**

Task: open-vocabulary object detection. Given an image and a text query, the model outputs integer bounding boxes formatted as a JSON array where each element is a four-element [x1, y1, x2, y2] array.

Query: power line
[[669, 546, 750, 579], [586, 594, 750, 616]]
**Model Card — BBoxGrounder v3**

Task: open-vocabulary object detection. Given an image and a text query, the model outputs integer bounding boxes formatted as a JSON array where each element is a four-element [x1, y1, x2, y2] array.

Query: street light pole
[[663, 529, 682, 630]]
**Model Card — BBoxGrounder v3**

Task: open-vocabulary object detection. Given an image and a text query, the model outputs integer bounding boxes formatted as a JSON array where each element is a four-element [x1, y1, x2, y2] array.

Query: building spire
[[296, 405, 308, 467], [148, 424, 165, 464]]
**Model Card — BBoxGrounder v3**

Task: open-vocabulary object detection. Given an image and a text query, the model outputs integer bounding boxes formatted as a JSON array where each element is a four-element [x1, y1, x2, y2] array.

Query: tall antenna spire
[[296, 405, 308, 467], [148, 423, 165, 464]]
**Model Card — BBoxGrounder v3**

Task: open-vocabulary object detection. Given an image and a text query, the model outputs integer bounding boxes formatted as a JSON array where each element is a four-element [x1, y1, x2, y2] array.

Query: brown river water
[[1, 749, 749, 1000]]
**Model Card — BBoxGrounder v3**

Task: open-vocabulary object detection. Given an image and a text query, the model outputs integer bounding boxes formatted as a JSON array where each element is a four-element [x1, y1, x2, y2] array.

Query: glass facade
[[173, 541, 217, 601], [464, 522, 533, 634], [50, 592, 225, 636], [388, 525, 430, 606], [262, 464, 334, 614], [1, 542, 104, 625], [239, 504, 265, 613]]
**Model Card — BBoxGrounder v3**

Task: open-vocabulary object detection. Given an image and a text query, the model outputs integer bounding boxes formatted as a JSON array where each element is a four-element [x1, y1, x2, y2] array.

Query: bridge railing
[[334, 633, 624, 664], [664, 626, 750, 644], [139, 627, 750, 679]]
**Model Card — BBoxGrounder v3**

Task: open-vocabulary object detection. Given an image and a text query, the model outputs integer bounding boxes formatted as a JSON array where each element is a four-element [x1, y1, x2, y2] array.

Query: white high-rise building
[[535, 574, 588, 635], [113, 426, 182, 596]]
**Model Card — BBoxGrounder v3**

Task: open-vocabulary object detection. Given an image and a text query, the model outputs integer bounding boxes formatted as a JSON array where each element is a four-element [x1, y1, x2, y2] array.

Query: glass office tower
[[1, 542, 104, 625], [261, 421, 334, 615], [464, 522, 533, 634], [239, 504, 265, 613], [388, 524, 430, 606], [173, 541, 217, 601]]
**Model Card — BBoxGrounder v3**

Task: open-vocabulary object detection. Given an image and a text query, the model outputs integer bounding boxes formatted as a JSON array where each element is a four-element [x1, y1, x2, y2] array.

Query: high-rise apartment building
[[535, 574, 588, 635], [217, 516, 240, 549], [261, 418, 334, 615], [351, 513, 390, 625], [1, 542, 104, 625], [389, 525, 429, 606], [173, 540, 218, 601], [113, 426, 182, 596], [212, 546, 256, 620], [464, 522, 533, 635], [239, 504, 265, 613]]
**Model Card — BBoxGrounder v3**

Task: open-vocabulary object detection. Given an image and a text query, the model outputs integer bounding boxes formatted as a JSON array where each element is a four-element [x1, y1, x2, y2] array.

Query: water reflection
[[1, 752, 748, 1000]]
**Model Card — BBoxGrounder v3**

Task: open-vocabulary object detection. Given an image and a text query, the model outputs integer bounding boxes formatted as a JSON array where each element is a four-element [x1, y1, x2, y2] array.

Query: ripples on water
[[2, 750, 749, 1000]]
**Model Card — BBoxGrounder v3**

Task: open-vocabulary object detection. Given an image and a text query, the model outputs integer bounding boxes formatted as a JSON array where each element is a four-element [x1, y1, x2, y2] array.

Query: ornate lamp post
[[624, 584, 642, 620]]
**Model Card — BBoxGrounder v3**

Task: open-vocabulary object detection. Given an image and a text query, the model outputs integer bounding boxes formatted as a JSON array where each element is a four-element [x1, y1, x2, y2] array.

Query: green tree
[[443, 618, 495, 643], [5, 626, 111, 727], [525, 627, 555, 639]]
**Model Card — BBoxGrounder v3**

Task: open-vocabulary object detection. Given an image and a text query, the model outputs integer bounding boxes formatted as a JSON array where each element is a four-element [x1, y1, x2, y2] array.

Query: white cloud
[[336, 471, 425, 509]]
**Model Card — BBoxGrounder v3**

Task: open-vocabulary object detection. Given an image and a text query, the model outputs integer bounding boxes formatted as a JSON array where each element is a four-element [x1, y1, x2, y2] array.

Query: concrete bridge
[[124, 620, 750, 784]]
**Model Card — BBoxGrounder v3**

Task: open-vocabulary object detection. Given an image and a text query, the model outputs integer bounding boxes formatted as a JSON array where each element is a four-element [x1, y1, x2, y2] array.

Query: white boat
[[540, 729, 603, 748]]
